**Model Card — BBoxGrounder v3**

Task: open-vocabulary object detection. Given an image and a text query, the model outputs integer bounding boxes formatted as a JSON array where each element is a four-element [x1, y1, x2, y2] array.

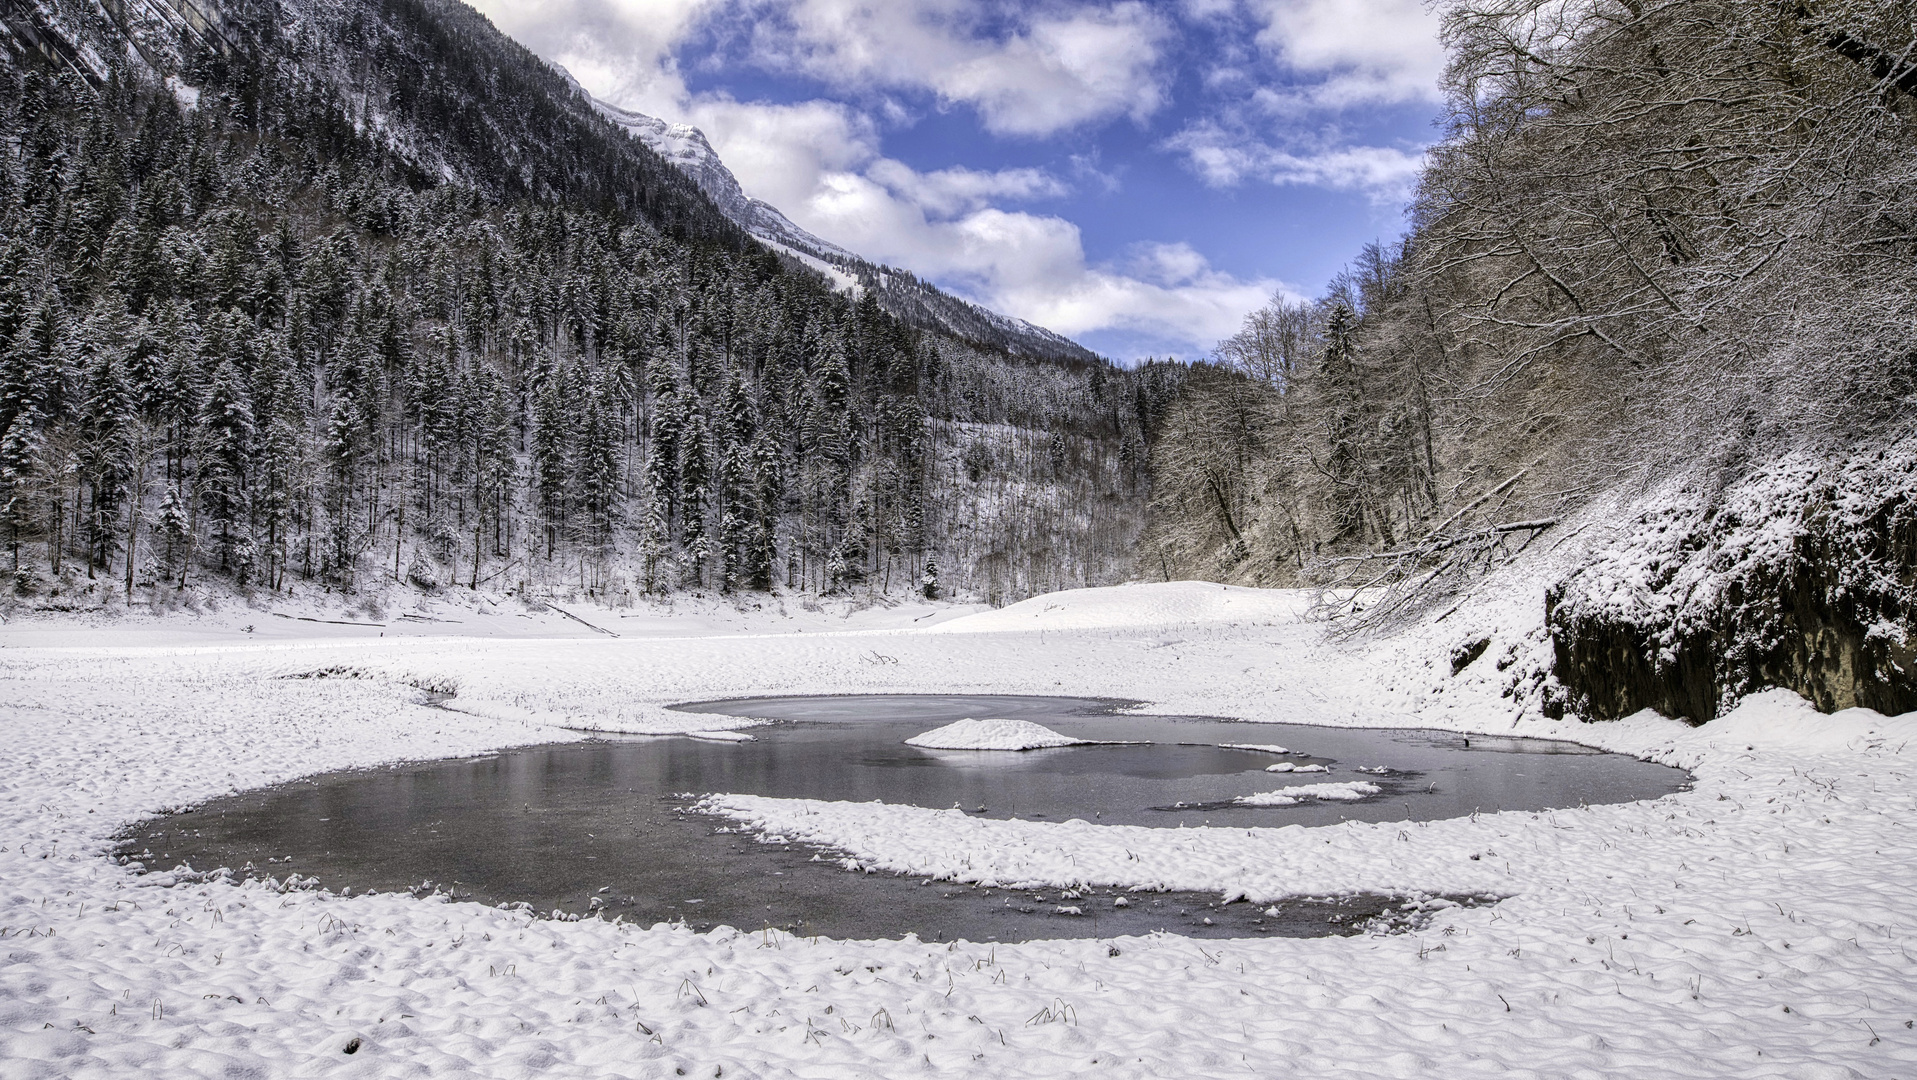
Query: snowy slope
[[928, 581, 1311, 634]]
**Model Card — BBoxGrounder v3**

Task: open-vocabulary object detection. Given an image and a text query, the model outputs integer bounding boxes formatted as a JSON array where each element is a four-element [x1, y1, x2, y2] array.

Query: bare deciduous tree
[[1145, 0, 1917, 628]]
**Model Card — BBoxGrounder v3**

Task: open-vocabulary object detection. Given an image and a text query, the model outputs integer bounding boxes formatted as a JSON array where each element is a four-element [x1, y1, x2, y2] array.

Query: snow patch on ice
[[1237, 781, 1381, 805], [1222, 743, 1290, 754], [906, 718, 1083, 751]]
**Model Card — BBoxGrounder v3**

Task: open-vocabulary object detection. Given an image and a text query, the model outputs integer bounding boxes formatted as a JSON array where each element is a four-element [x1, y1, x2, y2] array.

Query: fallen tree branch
[[1308, 518, 1561, 637], [1327, 519, 1559, 564], [544, 602, 620, 637]]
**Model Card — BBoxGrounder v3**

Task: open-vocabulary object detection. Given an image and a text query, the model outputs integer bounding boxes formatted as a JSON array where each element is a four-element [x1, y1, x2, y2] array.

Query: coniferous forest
[[0, 0, 1184, 609]]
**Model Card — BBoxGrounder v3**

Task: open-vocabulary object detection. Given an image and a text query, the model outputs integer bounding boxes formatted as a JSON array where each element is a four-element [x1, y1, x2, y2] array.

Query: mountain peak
[[589, 97, 859, 266], [578, 81, 1101, 365]]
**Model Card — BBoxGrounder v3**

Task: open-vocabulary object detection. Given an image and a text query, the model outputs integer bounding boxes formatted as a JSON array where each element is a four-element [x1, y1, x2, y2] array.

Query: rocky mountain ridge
[[581, 85, 1102, 367]]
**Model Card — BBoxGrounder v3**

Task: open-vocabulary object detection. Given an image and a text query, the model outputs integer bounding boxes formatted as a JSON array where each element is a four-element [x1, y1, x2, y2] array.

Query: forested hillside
[[0, 0, 1174, 608], [1146, 0, 1917, 718]]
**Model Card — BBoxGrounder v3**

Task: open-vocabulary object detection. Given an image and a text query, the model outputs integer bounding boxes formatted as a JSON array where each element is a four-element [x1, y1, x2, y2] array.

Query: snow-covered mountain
[[591, 99, 860, 268], [584, 89, 1102, 366]]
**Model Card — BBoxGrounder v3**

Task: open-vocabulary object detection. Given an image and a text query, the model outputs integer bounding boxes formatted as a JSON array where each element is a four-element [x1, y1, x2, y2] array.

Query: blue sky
[[468, 0, 1447, 363]]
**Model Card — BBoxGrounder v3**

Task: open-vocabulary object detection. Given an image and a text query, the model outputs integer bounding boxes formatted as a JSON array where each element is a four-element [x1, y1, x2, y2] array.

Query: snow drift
[[905, 718, 1084, 751]]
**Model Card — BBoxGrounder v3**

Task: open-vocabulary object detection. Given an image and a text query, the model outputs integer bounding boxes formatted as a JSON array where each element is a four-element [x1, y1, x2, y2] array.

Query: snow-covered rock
[[1547, 441, 1917, 721]]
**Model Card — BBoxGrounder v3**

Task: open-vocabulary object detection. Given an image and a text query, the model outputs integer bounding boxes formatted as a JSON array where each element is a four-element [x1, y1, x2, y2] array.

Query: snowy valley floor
[[0, 582, 1913, 1078]]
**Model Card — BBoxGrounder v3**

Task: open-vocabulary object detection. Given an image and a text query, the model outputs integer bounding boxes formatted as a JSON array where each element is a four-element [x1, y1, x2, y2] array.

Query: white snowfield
[[0, 580, 1913, 1078], [924, 580, 1309, 634], [904, 718, 1084, 750]]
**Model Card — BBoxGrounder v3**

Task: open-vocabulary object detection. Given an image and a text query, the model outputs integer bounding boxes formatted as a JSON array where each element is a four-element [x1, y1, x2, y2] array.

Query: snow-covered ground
[[0, 580, 1913, 1077]]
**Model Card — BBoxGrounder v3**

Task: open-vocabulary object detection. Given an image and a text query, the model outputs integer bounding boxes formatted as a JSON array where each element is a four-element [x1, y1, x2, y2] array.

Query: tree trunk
[[124, 446, 144, 603]]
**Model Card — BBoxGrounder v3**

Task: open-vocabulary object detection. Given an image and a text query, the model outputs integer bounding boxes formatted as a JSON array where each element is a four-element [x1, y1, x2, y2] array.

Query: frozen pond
[[120, 695, 1687, 941]]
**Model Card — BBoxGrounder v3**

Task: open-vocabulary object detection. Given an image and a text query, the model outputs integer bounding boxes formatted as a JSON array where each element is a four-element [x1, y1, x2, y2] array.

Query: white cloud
[[908, 214, 1277, 348], [683, 96, 876, 193], [1166, 124, 1426, 201], [1067, 151, 1122, 194], [1245, 0, 1447, 109], [1157, 0, 1442, 198], [468, 0, 716, 111], [864, 161, 1068, 218], [1004, 239, 1282, 345], [745, 0, 1172, 136], [475, 0, 1174, 137], [1262, 144, 1426, 194], [827, 194, 1274, 346]]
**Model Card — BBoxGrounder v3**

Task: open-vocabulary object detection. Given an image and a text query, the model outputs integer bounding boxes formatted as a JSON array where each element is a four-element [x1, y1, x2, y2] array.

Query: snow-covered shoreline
[[2, 581, 1913, 1077]]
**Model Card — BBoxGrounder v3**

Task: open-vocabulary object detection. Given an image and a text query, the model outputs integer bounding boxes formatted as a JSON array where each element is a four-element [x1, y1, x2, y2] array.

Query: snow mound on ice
[[1223, 743, 1291, 754], [1237, 781, 1381, 806], [1265, 762, 1329, 773], [905, 718, 1084, 751], [924, 581, 1308, 634]]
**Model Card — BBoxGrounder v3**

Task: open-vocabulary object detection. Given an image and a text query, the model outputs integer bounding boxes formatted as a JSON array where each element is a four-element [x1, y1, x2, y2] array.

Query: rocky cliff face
[[1544, 444, 1917, 722]]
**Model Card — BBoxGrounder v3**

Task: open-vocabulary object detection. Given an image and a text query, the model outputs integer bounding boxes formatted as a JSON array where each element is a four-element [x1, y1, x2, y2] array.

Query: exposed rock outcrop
[[1545, 445, 1917, 722]]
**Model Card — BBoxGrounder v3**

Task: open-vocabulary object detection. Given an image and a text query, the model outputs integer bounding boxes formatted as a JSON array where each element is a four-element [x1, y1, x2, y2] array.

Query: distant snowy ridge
[[574, 79, 1101, 365], [589, 98, 860, 266]]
